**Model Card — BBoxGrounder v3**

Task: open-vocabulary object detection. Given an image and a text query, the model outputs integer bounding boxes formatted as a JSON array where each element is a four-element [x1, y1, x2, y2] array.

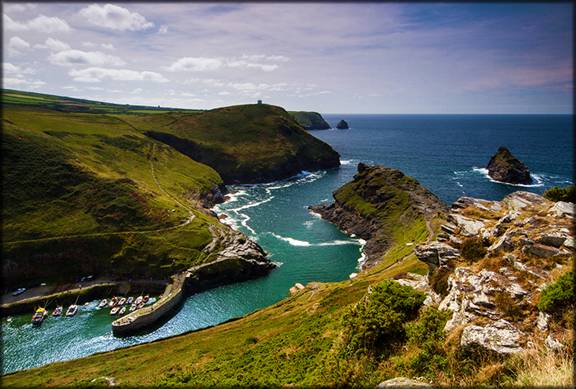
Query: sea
[[2, 114, 572, 374]]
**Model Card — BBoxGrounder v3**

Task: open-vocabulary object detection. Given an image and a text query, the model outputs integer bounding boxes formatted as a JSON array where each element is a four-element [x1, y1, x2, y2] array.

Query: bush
[[543, 185, 576, 203], [461, 238, 487, 261], [537, 271, 575, 314], [341, 280, 425, 357]]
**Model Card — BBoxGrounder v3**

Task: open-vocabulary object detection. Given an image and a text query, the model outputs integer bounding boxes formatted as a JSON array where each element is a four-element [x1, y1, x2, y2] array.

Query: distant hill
[[289, 111, 331, 130]]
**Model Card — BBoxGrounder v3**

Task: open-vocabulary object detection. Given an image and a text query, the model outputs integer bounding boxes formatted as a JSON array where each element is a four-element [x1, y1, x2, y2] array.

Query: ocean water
[[2, 114, 572, 374]]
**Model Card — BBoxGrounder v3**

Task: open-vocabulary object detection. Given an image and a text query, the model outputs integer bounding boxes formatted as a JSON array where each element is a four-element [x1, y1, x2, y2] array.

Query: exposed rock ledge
[[415, 191, 573, 355], [310, 163, 447, 269]]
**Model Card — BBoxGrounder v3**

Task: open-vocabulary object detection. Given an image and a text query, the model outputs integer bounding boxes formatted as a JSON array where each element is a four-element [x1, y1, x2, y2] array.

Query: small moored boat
[[143, 295, 149, 304], [118, 297, 126, 306], [32, 308, 48, 325], [119, 306, 126, 315], [129, 303, 137, 312], [110, 306, 120, 315], [65, 305, 78, 317], [98, 299, 108, 309], [127, 296, 134, 304], [52, 306, 63, 317], [145, 297, 157, 306], [134, 296, 143, 305], [108, 297, 118, 308]]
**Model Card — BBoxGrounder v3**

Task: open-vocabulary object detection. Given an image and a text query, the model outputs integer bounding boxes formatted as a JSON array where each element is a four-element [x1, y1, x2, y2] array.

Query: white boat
[[52, 306, 63, 317], [129, 303, 137, 312], [127, 296, 134, 304], [98, 299, 108, 309], [118, 297, 127, 306], [65, 305, 78, 317], [119, 306, 126, 315], [145, 297, 157, 306], [143, 295, 149, 303], [134, 296, 143, 305], [108, 297, 118, 308], [110, 307, 120, 315]]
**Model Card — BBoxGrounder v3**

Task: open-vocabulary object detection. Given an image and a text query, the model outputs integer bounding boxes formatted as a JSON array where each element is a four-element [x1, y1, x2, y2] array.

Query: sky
[[2, 2, 573, 113]]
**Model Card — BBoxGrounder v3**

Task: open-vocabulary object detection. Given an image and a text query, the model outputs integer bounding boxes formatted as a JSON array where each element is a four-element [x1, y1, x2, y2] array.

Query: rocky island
[[336, 119, 349, 129], [486, 146, 532, 185]]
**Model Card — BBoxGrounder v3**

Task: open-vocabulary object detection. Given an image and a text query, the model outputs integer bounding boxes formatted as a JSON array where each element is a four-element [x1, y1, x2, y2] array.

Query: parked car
[[12, 288, 26, 296]]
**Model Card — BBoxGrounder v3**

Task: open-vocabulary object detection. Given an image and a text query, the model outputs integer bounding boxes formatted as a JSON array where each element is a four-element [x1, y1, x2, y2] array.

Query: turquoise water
[[2, 114, 572, 374]]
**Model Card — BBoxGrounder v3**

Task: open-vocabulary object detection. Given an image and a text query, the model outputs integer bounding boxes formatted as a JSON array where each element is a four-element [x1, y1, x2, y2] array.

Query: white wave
[[303, 220, 314, 229], [229, 196, 274, 212], [455, 181, 464, 188], [349, 272, 358, 279], [224, 190, 247, 204], [270, 232, 312, 246], [472, 167, 544, 187], [272, 261, 284, 267], [341, 159, 354, 165], [238, 213, 256, 235], [308, 210, 323, 219]]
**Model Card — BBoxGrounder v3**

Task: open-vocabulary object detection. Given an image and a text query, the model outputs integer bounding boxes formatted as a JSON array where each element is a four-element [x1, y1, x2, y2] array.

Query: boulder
[[414, 242, 460, 268], [536, 231, 568, 248], [450, 214, 485, 236], [460, 319, 524, 354], [549, 201, 574, 217], [545, 334, 564, 350], [522, 243, 560, 258], [486, 147, 532, 185], [537, 312, 550, 331]]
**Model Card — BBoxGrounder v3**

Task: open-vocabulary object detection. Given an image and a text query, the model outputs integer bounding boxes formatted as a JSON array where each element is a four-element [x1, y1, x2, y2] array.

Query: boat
[[119, 306, 126, 315], [12, 287, 26, 296], [98, 299, 108, 309], [127, 296, 134, 304], [32, 308, 47, 325], [65, 305, 78, 317], [110, 307, 120, 315], [108, 297, 118, 308], [129, 303, 137, 312], [134, 296, 143, 305], [145, 297, 157, 306], [118, 297, 126, 306], [137, 302, 145, 309], [143, 295, 149, 303], [52, 306, 63, 317]]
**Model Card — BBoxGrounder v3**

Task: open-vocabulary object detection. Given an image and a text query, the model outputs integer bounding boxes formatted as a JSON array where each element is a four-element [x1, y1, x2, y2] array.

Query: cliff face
[[415, 191, 574, 355], [311, 163, 447, 269], [289, 111, 331, 130], [486, 146, 532, 185], [145, 104, 340, 184]]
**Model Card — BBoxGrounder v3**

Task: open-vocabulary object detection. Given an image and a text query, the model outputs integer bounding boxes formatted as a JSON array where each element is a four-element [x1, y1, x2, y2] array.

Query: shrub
[[543, 185, 576, 203], [537, 271, 575, 314], [461, 238, 487, 261], [341, 280, 425, 357]]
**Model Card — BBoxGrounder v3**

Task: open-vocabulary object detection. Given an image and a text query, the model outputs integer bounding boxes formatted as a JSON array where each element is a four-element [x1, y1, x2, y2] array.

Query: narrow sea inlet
[[2, 114, 572, 374]]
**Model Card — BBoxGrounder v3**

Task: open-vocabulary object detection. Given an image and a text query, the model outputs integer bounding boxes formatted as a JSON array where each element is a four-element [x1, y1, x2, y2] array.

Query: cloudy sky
[[3, 2, 573, 113]]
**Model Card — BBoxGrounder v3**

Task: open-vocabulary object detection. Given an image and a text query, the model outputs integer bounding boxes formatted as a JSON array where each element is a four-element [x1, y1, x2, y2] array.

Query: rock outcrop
[[415, 190, 574, 355], [336, 120, 349, 129], [289, 111, 331, 130], [486, 147, 532, 185], [310, 163, 447, 269]]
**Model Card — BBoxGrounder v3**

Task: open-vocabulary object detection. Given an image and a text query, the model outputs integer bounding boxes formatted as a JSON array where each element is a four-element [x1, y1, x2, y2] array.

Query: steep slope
[[1, 100, 272, 290], [128, 104, 340, 183], [289, 111, 331, 130], [311, 163, 447, 269]]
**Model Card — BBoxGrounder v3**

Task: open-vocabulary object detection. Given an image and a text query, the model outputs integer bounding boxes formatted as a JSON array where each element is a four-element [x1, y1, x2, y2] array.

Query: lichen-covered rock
[[549, 201, 574, 217], [450, 213, 485, 236], [377, 377, 431, 388], [414, 242, 460, 269], [460, 319, 524, 354], [486, 147, 532, 185]]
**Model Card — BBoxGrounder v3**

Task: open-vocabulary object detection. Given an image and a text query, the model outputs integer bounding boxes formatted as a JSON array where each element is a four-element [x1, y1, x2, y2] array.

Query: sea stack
[[486, 146, 532, 185], [336, 120, 349, 129]]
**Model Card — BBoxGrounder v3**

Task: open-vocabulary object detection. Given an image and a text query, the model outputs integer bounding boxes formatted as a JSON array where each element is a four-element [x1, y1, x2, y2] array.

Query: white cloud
[[8, 36, 31, 55], [130, 88, 143, 94], [4, 3, 37, 14], [3, 77, 46, 89], [4, 14, 71, 32], [167, 55, 289, 72], [167, 57, 223, 72], [35, 38, 71, 52], [69, 67, 169, 83], [3, 62, 34, 75], [82, 42, 115, 50], [184, 78, 226, 87], [49, 49, 125, 67], [158, 25, 168, 34], [79, 4, 154, 31]]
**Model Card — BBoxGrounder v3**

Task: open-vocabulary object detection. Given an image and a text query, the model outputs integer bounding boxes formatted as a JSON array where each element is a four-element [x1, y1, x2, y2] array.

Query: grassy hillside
[[124, 104, 340, 183], [2, 100, 225, 289], [289, 111, 331, 130]]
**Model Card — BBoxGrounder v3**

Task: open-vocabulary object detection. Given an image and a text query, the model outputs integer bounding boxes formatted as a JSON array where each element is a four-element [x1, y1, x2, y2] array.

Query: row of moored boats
[[31, 295, 156, 326], [98, 295, 156, 316]]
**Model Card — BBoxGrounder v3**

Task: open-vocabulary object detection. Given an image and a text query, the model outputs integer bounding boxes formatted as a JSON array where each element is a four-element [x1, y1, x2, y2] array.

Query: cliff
[[486, 146, 532, 185], [310, 163, 447, 268], [289, 111, 331, 130]]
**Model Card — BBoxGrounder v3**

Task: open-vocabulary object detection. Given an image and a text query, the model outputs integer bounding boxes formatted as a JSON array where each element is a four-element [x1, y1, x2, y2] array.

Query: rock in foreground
[[486, 146, 532, 185]]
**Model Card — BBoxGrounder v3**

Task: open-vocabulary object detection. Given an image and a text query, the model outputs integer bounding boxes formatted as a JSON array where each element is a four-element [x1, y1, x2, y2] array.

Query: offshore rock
[[336, 119, 349, 129], [486, 146, 532, 185]]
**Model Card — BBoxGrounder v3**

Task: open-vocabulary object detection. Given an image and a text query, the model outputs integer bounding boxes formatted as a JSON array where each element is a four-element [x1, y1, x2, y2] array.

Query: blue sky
[[3, 2, 573, 113]]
